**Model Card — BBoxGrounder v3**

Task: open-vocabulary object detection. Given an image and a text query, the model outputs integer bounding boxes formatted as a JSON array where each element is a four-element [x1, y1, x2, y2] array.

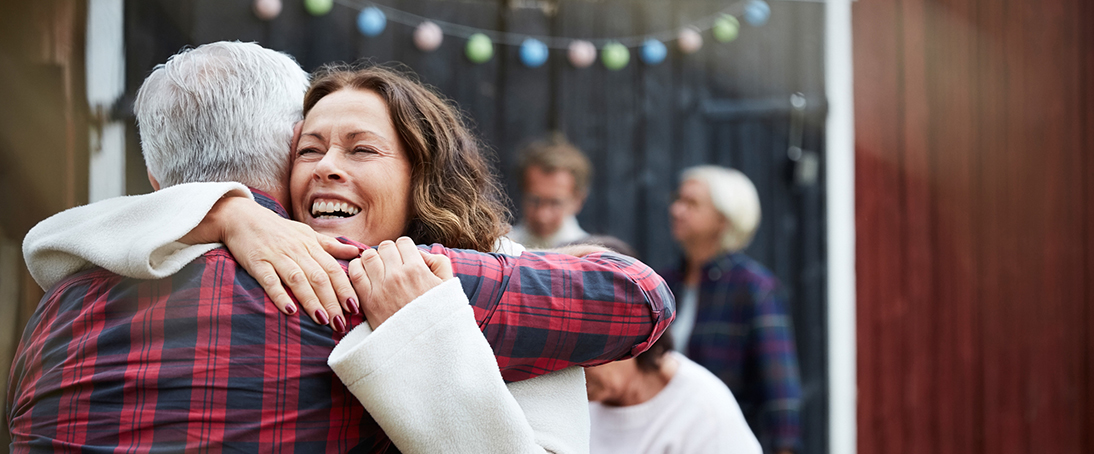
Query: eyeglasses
[[523, 195, 571, 211]]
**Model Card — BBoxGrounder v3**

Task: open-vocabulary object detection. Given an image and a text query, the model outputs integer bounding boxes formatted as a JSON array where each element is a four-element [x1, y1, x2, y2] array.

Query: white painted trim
[[87, 0, 126, 201], [825, 0, 856, 453]]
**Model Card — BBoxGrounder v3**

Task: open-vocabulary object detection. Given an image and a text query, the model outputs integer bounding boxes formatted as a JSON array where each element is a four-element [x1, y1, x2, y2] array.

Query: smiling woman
[[295, 65, 510, 253], [291, 87, 414, 246]]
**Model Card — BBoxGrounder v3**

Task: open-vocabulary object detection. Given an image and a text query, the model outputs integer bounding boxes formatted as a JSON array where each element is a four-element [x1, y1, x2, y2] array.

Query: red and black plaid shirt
[[7, 192, 674, 452]]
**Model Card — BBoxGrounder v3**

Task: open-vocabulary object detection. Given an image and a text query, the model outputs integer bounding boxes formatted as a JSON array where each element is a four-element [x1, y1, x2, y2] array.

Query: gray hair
[[135, 41, 309, 192], [681, 165, 761, 252]]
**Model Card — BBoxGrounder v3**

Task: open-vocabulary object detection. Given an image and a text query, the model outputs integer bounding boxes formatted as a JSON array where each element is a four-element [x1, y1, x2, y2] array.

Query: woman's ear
[[290, 120, 303, 155], [147, 169, 161, 191]]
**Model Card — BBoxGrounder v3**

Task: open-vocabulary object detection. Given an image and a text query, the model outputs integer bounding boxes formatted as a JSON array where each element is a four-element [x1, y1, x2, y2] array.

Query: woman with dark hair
[[282, 64, 591, 452], [294, 64, 509, 252]]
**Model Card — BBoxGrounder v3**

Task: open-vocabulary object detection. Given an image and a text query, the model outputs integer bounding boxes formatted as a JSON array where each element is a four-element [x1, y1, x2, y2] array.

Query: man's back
[[7, 248, 387, 452]]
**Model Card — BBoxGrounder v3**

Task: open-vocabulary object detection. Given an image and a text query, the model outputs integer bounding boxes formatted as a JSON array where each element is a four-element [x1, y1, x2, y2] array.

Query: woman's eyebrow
[[346, 130, 392, 146]]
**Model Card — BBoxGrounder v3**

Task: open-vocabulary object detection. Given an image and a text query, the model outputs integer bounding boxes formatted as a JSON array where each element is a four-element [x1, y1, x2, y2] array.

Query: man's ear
[[572, 190, 588, 213], [717, 214, 731, 237], [147, 169, 161, 191]]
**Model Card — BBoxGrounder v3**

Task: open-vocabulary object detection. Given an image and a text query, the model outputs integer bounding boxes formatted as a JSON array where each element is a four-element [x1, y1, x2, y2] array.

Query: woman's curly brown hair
[[303, 63, 511, 252]]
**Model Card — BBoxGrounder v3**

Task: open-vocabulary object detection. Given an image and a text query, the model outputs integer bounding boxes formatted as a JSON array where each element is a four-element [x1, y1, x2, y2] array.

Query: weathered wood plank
[[928, 0, 978, 451], [853, 0, 907, 450], [637, 0, 674, 264], [599, 0, 639, 245], [555, 0, 601, 235], [496, 3, 552, 214]]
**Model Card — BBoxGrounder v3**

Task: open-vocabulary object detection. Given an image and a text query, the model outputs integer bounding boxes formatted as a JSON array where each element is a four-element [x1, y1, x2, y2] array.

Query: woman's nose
[[314, 151, 344, 181], [669, 200, 684, 217]]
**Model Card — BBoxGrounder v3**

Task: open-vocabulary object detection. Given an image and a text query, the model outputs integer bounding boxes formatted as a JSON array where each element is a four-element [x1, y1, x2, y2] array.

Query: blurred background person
[[586, 333, 761, 454], [509, 133, 591, 248], [662, 165, 802, 454], [581, 235, 760, 454]]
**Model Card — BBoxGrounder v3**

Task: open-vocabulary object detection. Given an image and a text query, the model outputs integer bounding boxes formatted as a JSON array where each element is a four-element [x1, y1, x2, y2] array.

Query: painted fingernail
[[315, 309, 329, 326], [333, 315, 347, 333], [285, 302, 297, 315], [347, 298, 359, 315]]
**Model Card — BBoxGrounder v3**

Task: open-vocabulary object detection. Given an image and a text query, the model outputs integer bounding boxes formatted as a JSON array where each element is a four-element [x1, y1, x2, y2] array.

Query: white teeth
[[310, 200, 361, 217]]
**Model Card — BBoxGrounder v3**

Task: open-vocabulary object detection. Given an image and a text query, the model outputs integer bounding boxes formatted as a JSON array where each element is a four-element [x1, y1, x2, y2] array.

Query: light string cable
[[331, 0, 753, 48]]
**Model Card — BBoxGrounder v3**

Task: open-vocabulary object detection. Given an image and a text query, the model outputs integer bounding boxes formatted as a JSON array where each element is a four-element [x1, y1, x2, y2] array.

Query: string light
[[520, 38, 549, 67], [356, 6, 386, 36], [600, 42, 629, 70], [713, 15, 741, 43], [305, 0, 333, 16], [640, 39, 667, 65], [254, 0, 282, 20], [413, 21, 443, 52], [327, 0, 768, 48], [296, 0, 775, 68], [465, 33, 494, 63], [567, 40, 597, 68]]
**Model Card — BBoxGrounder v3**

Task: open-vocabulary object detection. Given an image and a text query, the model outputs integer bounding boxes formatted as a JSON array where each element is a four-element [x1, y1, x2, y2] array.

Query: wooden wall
[[0, 0, 88, 448], [854, 0, 1094, 452]]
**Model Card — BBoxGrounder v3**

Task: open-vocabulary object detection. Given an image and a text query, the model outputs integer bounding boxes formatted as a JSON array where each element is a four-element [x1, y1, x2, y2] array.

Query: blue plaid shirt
[[661, 251, 802, 452]]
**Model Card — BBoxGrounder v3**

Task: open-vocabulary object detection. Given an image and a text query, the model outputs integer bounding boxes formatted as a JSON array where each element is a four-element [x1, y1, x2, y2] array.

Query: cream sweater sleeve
[[329, 278, 590, 454], [22, 182, 251, 290]]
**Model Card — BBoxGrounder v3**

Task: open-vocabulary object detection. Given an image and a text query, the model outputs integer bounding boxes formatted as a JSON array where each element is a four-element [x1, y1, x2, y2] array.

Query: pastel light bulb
[[520, 38, 549, 68], [414, 21, 443, 52], [713, 15, 740, 42], [568, 40, 596, 68], [641, 39, 667, 65], [466, 33, 494, 64], [677, 27, 703, 54], [601, 42, 629, 71], [743, 0, 771, 26], [356, 7, 386, 37], [304, 0, 333, 16], [253, 0, 281, 21]]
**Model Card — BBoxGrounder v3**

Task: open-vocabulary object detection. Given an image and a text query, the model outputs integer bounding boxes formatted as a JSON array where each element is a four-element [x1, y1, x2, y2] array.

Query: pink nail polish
[[315, 309, 329, 326], [285, 302, 297, 315], [347, 298, 359, 315]]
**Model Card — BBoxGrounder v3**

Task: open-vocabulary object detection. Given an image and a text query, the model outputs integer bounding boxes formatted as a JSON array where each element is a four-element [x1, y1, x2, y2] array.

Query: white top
[[589, 352, 761, 454], [509, 216, 589, 249], [21, 181, 590, 454], [671, 285, 699, 353]]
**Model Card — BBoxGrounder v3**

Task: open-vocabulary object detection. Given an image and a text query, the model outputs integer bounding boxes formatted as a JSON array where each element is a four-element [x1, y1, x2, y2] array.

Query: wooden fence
[[854, 0, 1094, 452]]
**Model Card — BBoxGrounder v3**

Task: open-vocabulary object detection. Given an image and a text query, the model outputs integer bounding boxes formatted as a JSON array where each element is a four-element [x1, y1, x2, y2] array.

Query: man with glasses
[[510, 133, 592, 249]]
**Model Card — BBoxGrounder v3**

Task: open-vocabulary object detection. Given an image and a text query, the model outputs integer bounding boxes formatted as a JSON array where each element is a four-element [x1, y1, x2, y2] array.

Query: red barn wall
[[853, 0, 1094, 452]]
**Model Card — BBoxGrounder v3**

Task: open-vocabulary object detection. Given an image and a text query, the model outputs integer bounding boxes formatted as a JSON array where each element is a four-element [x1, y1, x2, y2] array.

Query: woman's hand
[[348, 236, 454, 329], [186, 196, 362, 331]]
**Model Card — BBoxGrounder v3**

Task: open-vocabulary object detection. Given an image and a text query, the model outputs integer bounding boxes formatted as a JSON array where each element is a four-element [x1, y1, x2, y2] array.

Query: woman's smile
[[289, 88, 413, 246]]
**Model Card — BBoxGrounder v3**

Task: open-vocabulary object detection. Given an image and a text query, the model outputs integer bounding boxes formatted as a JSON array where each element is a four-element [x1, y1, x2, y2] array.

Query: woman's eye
[[353, 146, 378, 154], [297, 147, 320, 156]]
